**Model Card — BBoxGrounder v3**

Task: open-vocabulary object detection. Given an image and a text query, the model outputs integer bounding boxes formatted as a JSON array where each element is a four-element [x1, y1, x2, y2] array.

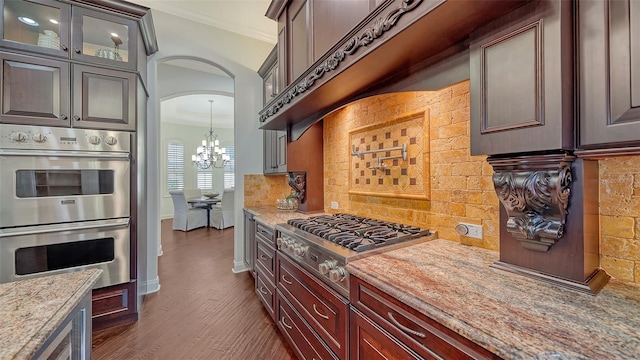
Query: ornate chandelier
[[191, 99, 230, 169]]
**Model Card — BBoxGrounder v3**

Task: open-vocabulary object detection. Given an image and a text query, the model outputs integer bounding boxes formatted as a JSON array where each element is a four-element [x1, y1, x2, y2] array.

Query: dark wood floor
[[92, 219, 296, 359]]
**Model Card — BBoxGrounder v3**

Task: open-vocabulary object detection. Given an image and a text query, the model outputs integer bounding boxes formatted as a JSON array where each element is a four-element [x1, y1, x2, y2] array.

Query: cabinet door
[[578, 0, 640, 148], [277, 19, 287, 88], [71, 6, 138, 71], [0, 0, 71, 58], [264, 130, 276, 173], [470, 0, 574, 156], [263, 64, 277, 105], [289, 0, 310, 81], [350, 308, 422, 360], [72, 65, 136, 131], [0, 52, 70, 126], [275, 129, 287, 172], [243, 211, 256, 276]]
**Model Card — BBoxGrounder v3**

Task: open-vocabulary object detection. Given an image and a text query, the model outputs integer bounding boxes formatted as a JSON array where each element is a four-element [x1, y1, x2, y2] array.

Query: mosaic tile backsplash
[[349, 110, 429, 199]]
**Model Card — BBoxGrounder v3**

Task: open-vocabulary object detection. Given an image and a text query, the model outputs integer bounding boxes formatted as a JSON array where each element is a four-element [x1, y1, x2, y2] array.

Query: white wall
[[143, 9, 269, 294], [160, 123, 233, 219]]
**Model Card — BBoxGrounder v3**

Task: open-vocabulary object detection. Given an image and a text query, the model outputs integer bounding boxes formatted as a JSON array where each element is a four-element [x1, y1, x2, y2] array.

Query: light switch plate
[[331, 201, 339, 209]]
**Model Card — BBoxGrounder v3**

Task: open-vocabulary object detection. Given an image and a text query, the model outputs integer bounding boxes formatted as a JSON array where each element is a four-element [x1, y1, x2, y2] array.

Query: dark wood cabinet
[[72, 64, 136, 131], [0, 52, 70, 126], [577, 0, 640, 151], [91, 281, 138, 331], [254, 221, 277, 321], [289, 0, 310, 81], [243, 210, 256, 276], [350, 276, 501, 360], [470, 0, 574, 156], [263, 129, 287, 174], [259, 44, 278, 105], [277, 252, 349, 360], [350, 307, 422, 360]]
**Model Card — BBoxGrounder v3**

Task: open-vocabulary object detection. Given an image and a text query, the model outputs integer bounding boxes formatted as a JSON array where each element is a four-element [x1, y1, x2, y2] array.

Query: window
[[197, 169, 213, 189], [167, 142, 184, 191], [223, 146, 235, 189]]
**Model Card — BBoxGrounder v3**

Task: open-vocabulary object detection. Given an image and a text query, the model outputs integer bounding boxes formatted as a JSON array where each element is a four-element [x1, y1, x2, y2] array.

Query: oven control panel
[[0, 124, 130, 152]]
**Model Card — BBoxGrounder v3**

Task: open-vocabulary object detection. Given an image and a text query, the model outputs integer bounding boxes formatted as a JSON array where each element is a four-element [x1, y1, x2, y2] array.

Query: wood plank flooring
[[92, 219, 296, 359]]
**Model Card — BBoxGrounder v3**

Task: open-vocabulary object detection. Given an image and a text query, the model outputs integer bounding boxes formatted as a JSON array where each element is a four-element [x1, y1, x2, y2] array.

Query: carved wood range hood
[[259, 0, 530, 140]]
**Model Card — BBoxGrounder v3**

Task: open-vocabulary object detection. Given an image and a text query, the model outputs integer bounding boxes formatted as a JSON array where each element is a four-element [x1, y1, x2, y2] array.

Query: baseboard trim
[[232, 261, 250, 274], [142, 276, 161, 295]]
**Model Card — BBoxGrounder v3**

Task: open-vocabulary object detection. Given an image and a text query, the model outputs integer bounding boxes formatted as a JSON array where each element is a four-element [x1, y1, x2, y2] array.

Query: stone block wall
[[244, 174, 292, 207]]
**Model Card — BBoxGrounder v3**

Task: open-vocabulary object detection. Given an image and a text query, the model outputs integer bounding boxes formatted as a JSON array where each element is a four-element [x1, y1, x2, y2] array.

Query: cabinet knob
[[73, 115, 81, 121], [61, 45, 68, 51], [59, 114, 67, 120], [74, 47, 81, 54]]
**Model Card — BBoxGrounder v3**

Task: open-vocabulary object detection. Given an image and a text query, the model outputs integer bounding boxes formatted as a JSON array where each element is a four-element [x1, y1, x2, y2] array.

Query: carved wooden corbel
[[287, 171, 306, 204], [488, 154, 574, 252]]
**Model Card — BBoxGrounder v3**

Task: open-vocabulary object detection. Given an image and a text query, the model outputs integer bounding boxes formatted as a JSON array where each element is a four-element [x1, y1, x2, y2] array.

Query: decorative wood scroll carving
[[287, 171, 306, 204], [259, 0, 424, 123], [488, 154, 574, 252]]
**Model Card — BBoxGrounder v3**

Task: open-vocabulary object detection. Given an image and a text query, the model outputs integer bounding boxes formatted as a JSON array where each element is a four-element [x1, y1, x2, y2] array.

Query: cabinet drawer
[[277, 253, 348, 360], [256, 222, 275, 247], [255, 238, 275, 280], [277, 291, 337, 360], [350, 307, 424, 360], [256, 270, 276, 322], [351, 276, 499, 360]]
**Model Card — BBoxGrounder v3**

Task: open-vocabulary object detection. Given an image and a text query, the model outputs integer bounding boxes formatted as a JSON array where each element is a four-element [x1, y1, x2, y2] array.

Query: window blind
[[167, 142, 184, 191]]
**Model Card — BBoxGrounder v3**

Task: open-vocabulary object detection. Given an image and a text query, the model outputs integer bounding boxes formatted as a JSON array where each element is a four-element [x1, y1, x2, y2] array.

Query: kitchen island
[[347, 239, 640, 359], [0, 269, 102, 360]]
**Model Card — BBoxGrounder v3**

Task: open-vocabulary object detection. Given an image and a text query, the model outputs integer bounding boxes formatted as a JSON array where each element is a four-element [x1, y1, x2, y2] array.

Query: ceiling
[[130, 0, 276, 129], [129, 0, 277, 44]]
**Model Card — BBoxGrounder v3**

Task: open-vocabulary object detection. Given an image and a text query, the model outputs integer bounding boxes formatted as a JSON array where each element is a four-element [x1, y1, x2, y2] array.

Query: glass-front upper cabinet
[[71, 6, 137, 70], [0, 0, 71, 57]]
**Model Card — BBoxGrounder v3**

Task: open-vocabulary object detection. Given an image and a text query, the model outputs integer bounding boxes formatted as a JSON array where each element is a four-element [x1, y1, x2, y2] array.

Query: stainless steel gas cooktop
[[275, 213, 435, 297]]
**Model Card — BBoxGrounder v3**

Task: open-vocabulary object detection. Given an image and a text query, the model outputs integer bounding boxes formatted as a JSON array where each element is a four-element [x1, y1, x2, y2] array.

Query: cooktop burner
[[286, 213, 431, 253]]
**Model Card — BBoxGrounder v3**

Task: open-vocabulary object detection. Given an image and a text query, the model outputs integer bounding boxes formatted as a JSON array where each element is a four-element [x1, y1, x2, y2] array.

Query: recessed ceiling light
[[49, 19, 59, 25], [110, 33, 119, 37], [18, 16, 39, 26]]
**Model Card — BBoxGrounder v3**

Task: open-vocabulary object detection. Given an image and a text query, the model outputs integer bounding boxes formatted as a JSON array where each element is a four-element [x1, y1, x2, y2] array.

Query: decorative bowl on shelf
[[203, 192, 219, 199]]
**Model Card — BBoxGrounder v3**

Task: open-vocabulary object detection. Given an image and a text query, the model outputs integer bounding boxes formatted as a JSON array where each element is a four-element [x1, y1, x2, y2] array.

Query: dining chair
[[211, 188, 234, 229], [169, 190, 208, 231]]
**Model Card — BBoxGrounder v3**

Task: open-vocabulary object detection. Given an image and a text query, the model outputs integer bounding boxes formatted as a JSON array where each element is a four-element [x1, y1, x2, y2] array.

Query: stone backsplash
[[244, 174, 292, 208], [323, 80, 640, 284]]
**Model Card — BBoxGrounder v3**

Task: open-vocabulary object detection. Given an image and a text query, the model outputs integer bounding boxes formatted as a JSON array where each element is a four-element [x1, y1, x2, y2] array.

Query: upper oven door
[[0, 150, 130, 228]]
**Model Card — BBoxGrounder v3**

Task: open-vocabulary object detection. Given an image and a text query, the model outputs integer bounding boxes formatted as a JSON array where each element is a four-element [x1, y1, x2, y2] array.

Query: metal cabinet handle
[[74, 47, 81, 54], [387, 312, 426, 338], [312, 304, 329, 320], [259, 254, 268, 261], [59, 114, 67, 120], [73, 115, 81, 121], [281, 316, 293, 330], [61, 44, 68, 51], [282, 275, 293, 285], [259, 286, 268, 295]]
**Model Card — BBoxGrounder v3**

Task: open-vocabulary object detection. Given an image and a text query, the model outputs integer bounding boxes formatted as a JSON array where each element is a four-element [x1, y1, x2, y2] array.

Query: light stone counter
[[0, 269, 102, 360], [244, 205, 324, 228], [346, 239, 640, 360]]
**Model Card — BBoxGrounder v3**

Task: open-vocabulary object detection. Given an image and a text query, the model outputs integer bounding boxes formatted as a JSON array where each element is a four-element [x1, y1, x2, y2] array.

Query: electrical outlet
[[331, 201, 339, 209], [455, 223, 483, 239]]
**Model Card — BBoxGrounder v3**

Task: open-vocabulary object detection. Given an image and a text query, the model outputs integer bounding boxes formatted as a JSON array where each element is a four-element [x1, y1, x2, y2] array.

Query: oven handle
[[0, 218, 130, 238], [0, 150, 130, 159]]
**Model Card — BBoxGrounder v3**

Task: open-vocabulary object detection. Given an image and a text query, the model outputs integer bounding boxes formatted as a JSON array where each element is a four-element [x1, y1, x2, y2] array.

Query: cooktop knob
[[276, 237, 284, 248], [293, 245, 308, 257], [88, 135, 101, 145], [11, 132, 27, 142], [319, 260, 336, 275], [329, 267, 346, 283], [105, 135, 118, 146], [32, 133, 47, 143], [287, 242, 296, 253]]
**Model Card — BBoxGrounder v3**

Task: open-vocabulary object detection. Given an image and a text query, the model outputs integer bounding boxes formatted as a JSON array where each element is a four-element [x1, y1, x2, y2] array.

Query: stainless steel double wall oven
[[0, 124, 131, 288]]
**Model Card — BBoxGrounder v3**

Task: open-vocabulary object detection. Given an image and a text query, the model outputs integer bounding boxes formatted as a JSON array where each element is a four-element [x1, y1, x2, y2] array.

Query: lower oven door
[[0, 150, 130, 228], [0, 218, 130, 289]]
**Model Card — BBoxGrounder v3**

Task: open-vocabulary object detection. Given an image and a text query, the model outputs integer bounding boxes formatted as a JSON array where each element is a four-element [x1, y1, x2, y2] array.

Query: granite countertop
[[0, 269, 102, 360], [244, 205, 324, 228], [346, 239, 640, 360]]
